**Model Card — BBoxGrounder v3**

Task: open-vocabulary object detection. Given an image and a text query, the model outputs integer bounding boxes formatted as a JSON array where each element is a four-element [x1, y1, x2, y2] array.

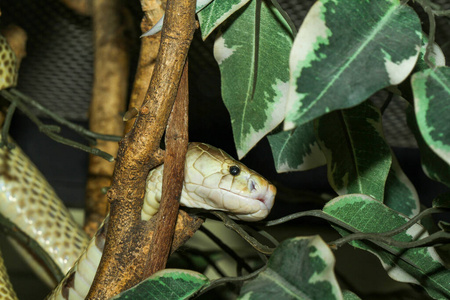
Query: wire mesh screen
[[1, 0, 94, 121]]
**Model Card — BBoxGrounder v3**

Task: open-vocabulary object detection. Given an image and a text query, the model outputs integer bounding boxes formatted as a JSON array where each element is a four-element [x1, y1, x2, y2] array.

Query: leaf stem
[[1, 103, 16, 149], [9, 89, 121, 142], [0, 89, 115, 161], [212, 211, 275, 255], [199, 226, 254, 273], [195, 265, 267, 298]]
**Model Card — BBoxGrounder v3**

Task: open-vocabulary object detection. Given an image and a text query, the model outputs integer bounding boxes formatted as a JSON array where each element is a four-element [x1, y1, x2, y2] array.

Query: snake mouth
[[219, 182, 276, 214]]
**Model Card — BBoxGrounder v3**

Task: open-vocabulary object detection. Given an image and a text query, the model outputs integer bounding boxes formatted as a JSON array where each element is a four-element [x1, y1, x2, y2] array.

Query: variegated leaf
[[323, 194, 450, 300], [412, 66, 450, 166], [198, 0, 251, 39], [214, 0, 293, 158], [284, 0, 421, 129], [383, 155, 420, 217], [239, 236, 343, 300], [268, 121, 325, 173], [315, 101, 392, 201]]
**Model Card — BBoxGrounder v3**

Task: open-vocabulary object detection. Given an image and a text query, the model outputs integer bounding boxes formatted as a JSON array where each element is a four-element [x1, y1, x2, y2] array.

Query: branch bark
[[144, 62, 189, 276], [84, 0, 129, 238], [86, 0, 197, 298], [124, 0, 166, 134]]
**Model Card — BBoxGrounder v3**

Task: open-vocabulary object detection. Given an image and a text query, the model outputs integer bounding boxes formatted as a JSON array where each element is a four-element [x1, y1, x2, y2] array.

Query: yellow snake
[[0, 140, 276, 299]]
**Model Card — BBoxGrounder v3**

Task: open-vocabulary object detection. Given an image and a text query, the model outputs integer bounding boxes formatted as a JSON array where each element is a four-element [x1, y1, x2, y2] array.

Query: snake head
[[182, 143, 276, 222]]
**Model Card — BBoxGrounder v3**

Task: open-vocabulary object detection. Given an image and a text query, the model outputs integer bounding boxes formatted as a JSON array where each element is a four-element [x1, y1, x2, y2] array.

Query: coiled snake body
[[0, 140, 276, 299]]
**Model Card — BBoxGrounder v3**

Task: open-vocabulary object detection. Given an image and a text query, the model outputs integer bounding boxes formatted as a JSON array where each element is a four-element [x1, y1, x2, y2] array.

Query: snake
[[0, 139, 276, 299]]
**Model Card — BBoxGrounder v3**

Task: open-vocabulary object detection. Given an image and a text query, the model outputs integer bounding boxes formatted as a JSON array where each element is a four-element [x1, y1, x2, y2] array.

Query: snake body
[[0, 140, 276, 299]]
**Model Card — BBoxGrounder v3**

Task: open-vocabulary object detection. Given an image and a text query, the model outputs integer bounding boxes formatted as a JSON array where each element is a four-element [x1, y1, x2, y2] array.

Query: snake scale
[[0, 140, 276, 299]]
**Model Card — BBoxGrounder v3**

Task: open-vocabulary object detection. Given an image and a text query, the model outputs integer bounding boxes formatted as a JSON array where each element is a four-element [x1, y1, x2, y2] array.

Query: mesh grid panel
[[1, 0, 93, 121]]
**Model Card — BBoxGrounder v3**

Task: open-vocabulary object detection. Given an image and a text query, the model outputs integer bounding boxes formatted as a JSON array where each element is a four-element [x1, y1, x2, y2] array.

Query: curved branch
[[86, 0, 197, 298]]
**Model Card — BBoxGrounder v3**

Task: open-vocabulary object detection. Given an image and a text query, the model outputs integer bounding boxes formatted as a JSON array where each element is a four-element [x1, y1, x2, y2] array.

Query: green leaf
[[383, 155, 420, 217], [111, 269, 209, 300], [412, 66, 450, 166], [267, 121, 325, 173], [315, 101, 392, 201], [214, 0, 293, 158], [323, 194, 450, 300], [198, 0, 251, 39], [432, 193, 450, 209], [284, 0, 421, 129], [342, 290, 361, 300], [406, 105, 450, 187], [239, 236, 343, 300], [414, 35, 446, 73]]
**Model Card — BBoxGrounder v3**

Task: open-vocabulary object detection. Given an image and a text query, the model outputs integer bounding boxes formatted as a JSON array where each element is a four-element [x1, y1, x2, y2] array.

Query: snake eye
[[229, 165, 241, 176]]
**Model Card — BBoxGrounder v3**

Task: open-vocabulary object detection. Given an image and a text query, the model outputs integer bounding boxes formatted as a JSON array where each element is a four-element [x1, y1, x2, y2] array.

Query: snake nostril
[[249, 179, 257, 192]]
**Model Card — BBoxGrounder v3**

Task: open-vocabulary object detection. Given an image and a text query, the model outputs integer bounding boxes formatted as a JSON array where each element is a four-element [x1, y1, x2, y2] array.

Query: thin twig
[[263, 209, 338, 226], [195, 265, 267, 298], [0, 89, 115, 161], [212, 212, 275, 255], [199, 225, 254, 273], [9, 89, 122, 142], [1, 103, 16, 148], [378, 207, 447, 237], [432, 9, 450, 16], [177, 248, 227, 277], [331, 229, 450, 249], [245, 226, 280, 247], [380, 92, 394, 115], [415, 0, 437, 67]]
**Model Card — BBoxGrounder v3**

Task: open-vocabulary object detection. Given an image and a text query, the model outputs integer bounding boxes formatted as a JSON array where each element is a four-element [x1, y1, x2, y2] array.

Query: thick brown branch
[[84, 0, 129, 238], [124, 0, 166, 134], [86, 0, 196, 298], [144, 62, 189, 276]]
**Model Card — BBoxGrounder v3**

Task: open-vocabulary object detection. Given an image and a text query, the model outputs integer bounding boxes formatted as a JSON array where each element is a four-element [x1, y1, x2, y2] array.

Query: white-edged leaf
[[198, 0, 251, 39], [268, 121, 325, 173], [239, 236, 343, 300], [315, 101, 392, 201], [111, 269, 209, 300], [413, 66, 450, 166], [414, 35, 446, 73], [383, 155, 420, 217], [323, 194, 450, 300], [284, 0, 421, 129], [214, 0, 293, 158], [406, 104, 450, 187]]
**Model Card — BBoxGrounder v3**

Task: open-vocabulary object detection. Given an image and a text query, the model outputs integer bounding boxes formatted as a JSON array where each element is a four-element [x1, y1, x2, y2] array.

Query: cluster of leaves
[[116, 0, 450, 299]]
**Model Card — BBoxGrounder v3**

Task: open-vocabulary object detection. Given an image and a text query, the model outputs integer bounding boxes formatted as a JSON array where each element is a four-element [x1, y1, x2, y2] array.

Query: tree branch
[[124, 0, 166, 133], [144, 62, 189, 276], [84, 0, 130, 238], [86, 0, 197, 298]]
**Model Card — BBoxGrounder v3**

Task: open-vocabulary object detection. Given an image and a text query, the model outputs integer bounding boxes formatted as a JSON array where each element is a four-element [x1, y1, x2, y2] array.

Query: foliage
[[193, 0, 450, 299]]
